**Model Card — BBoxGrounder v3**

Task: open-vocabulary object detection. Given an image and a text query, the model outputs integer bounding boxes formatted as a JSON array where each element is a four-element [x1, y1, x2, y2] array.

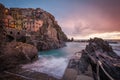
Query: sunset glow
[[1, 0, 120, 39], [68, 32, 120, 40]]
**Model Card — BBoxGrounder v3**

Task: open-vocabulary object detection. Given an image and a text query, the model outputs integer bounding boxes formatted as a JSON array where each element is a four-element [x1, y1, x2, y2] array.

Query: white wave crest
[[22, 55, 69, 79]]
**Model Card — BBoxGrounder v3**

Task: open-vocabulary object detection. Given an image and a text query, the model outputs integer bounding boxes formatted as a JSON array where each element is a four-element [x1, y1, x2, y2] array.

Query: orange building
[[4, 15, 15, 28], [23, 18, 43, 32]]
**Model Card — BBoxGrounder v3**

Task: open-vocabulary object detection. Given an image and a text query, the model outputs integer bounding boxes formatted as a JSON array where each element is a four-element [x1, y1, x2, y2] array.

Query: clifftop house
[[2, 5, 44, 42], [4, 8, 44, 31]]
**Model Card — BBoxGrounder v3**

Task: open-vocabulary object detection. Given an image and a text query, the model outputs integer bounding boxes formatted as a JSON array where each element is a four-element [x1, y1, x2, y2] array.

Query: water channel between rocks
[[22, 42, 120, 79]]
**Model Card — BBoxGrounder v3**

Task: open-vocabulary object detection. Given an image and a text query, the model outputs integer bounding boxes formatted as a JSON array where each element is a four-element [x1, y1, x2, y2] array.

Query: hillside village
[[3, 7, 45, 41], [0, 3, 67, 76], [4, 8, 44, 31], [0, 3, 67, 50]]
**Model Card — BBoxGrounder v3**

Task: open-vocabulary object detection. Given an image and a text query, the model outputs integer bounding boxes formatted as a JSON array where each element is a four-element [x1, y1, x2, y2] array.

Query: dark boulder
[[0, 42, 38, 71], [82, 38, 120, 80]]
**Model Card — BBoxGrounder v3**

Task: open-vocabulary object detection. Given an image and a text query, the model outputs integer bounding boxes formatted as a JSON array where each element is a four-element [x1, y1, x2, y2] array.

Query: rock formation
[[86, 38, 120, 80], [3, 5, 67, 51], [26, 9, 67, 50], [65, 38, 120, 80], [0, 3, 38, 71], [0, 3, 6, 55], [0, 3, 67, 72], [29, 10, 67, 50], [0, 42, 38, 71], [81, 38, 120, 80]]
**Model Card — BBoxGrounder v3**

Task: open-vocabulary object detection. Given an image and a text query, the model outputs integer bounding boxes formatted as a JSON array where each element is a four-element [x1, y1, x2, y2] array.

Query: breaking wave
[[22, 55, 69, 79]]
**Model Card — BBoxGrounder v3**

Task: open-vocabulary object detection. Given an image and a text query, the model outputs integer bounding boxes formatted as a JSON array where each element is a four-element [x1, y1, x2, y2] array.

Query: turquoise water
[[22, 42, 87, 79], [22, 42, 120, 79], [39, 42, 87, 58]]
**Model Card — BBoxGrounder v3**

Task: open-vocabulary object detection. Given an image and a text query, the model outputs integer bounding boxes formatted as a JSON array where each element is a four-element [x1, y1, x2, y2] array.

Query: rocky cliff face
[[22, 8, 68, 50], [0, 3, 67, 71], [0, 3, 6, 55], [0, 42, 38, 71], [4, 7, 67, 51], [35, 11, 67, 50], [0, 4, 38, 71]]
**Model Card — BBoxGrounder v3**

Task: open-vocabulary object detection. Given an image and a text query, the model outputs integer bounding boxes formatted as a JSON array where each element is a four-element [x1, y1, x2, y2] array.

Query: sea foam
[[22, 55, 69, 79]]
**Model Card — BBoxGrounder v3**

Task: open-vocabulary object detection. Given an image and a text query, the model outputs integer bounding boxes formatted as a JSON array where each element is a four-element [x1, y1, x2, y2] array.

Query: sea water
[[22, 42, 87, 79], [110, 42, 120, 56], [22, 42, 120, 79]]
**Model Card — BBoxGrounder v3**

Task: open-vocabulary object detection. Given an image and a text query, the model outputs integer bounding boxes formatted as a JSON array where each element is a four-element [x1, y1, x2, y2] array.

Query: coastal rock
[[65, 38, 120, 80], [63, 52, 93, 80], [0, 42, 38, 71], [26, 9, 67, 50], [85, 37, 119, 58], [0, 3, 39, 72], [2, 5, 67, 51], [0, 3, 6, 54], [83, 38, 120, 80]]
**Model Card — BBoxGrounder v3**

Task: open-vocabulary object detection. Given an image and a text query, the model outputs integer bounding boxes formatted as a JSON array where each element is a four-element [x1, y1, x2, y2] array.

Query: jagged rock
[[0, 42, 38, 71], [3, 5, 67, 51], [67, 38, 120, 80], [25, 9, 67, 50], [64, 51, 93, 80], [0, 3, 6, 55], [0, 3, 68, 51], [82, 38, 120, 80], [85, 37, 119, 58]]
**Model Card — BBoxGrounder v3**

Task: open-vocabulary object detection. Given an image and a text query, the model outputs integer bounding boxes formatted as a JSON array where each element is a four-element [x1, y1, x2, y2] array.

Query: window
[[17, 32, 20, 35], [3, 33, 6, 35], [10, 31, 13, 34]]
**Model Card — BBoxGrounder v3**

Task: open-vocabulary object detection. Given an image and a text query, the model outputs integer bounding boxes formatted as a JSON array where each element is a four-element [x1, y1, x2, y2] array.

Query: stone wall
[[5, 27, 26, 42]]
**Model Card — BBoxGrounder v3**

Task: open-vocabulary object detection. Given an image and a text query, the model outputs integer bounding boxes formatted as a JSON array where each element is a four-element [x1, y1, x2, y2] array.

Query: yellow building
[[4, 15, 15, 28], [9, 8, 23, 30], [22, 18, 43, 32], [10, 8, 19, 20], [15, 20, 23, 30]]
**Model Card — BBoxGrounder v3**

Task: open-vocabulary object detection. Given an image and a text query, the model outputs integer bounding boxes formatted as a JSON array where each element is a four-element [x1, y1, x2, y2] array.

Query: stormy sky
[[1, 0, 120, 39]]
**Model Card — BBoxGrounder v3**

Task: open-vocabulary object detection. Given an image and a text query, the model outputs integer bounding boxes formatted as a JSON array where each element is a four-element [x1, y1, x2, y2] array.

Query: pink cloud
[[58, 3, 120, 39]]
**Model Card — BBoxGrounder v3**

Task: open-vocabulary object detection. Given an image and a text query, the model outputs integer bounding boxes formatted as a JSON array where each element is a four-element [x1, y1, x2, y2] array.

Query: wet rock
[[86, 37, 119, 58], [0, 42, 38, 71], [63, 52, 93, 80], [65, 38, 120, 80], [84, 38, 120, 80]]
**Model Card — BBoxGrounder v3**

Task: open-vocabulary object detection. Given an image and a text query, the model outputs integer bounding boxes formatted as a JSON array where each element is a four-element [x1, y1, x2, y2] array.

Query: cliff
[[0, 3, 6, 54], [0, 42, 38, 71], [0, 3, 67, 71], [3, 7, 67, 51], [0, 3, 38, 71], [27, 10, 68, 50]]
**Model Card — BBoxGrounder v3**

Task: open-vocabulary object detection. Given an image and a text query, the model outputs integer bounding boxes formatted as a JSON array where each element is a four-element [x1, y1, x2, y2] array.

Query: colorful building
[[4, 15, 15, 28], [23, 18, 43, 32], [4, 7, 44, 34]]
